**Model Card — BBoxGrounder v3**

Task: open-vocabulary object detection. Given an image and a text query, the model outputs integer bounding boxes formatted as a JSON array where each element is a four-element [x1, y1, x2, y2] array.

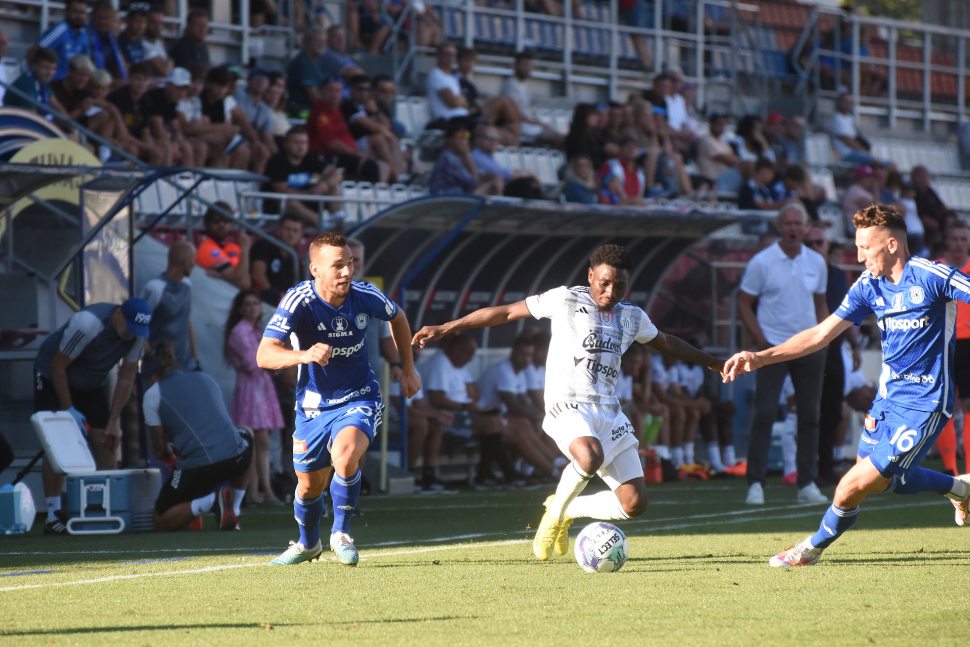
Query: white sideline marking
[[0, 499, 951, 591]]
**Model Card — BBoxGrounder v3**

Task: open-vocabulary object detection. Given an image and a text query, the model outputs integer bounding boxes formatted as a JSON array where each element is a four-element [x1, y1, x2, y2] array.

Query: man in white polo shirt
[[737, 203, 830, 505]]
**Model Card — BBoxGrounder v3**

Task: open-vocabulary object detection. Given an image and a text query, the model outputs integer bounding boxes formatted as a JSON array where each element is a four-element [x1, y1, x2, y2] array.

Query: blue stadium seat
[[442, 6, 463, 40]]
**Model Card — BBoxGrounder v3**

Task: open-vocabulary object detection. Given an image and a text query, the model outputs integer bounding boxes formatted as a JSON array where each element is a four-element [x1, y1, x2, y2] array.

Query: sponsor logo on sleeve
[[293, 439, 307, 454]]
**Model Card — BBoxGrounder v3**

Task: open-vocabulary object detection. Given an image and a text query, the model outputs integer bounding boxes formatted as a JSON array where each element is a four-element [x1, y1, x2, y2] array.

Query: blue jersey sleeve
[[355, 282, 399, 322], [834, 273, 873, 324], [263, 287, 306, 341], [941, 267, 970, 305]]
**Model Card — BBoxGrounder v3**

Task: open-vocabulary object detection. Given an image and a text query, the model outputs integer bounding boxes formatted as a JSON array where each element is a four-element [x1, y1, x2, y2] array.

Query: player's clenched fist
[[412, 325, 447, 347], [400, 369, 422, 399], [722, 350, 761, 382], [303, 342, 331, 366]]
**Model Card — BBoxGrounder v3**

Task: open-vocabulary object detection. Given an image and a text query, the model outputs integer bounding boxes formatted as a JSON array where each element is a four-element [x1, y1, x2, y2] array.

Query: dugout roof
[[350, 196, 759, 348]]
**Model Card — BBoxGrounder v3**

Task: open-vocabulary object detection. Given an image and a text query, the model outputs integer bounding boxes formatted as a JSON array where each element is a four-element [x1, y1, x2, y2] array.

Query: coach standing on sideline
[[140, 240, 199, 371], [33, 298, 152, 534], [737, 203, 829, 506]]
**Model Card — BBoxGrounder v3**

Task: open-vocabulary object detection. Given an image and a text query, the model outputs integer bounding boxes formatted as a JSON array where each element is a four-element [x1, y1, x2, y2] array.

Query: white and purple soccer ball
[[574, 522, 629, 573]]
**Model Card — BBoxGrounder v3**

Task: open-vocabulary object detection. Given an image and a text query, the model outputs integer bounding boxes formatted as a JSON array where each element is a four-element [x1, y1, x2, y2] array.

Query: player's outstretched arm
[[722, 313, 853, 382], [646, 331, 725, 374], [388, 310, 422, 399], [412, 301, 532, 347], [256, 337, 331, 370]]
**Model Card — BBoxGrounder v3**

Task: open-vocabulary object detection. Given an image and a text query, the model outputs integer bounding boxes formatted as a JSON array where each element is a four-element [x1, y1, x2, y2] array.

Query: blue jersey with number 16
[[835, 257, 970, 416], [262, 280, 398, 419]]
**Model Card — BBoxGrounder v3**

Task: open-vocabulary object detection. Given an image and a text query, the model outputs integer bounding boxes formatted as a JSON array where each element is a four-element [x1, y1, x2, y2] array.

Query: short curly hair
[[853, 205, 906, 237], [590, 244, 633, 272], [309, 232, 348, 257]]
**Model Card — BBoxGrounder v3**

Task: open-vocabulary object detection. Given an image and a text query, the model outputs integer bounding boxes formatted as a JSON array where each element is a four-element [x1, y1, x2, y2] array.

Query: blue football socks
[[294, 491, 324, 548], [885, 467, 955, 496], [808, 504, 859, 551], [331, 469, 362, 535]]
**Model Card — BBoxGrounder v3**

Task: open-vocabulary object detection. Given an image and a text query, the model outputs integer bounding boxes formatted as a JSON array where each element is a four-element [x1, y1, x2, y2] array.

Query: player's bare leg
[[535, 436, 603, 560], [269, 466, 330, 565], [328, 425, 370, 566]]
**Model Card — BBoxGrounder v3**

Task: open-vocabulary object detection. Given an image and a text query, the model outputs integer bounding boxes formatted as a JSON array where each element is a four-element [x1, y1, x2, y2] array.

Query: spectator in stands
[[563, 155, 598, 204], [251, 214, 304, 306], [764, 112, 787, 165], [477, 337, 566, 482], [454, 47, 521, 145], [84, 68, 142, 159], [250, 0, 280, 28], [912, 165, 951, 242], [176, 63, 239, 167], [0, 28, 7, 106], [430, 121, 504, 196], [733, 115, 774, 178], [321, 25, 365, 81], [739, 158, 794, 211], [342, 74, 415, 181], [6, 48, 68, 123], [637, 102, 696, 198], [141, 240, 199, 372], [597, 136, 647, 205], [36, 0, 91, 81], [234, 68, 277, 159], [778, 114, 806, 167], [195, 203, 252, 289], [117, 5, 148, 66], [471, 123, 539, 190], [696, 111, 742, 193], [145, 341, 255, 532], [424, 333, 522, 489], [500, 51, 565, 149], [565, 103, 607, 168], [50, 54, 95, 123], [307, 77, 388, 183], [737, 202, 829, 506], [348, 0, 392, 55], [144, 67, 205, 166], [619, 0, 655, 71], [201, 66, 270, 172], [265, 125, 343, 227], [372, 74, 407, 138], [87, 1, 127, 84], [34, 297, 152, 533], [392, 343, 454, 493], [829, 93, 887, 166], [385, 0, 443, 48], [169, 9, 210, 70], [107, 62, 163, 165], [653, 71, 696, 153], [286, 28, 328, 117], [225, 289, 285, 507], [776, 164, 827, 221], [142, 6, 174, 78], [883, 171, 926, 255], [426, 43, 471, 127], [264, 72, 291, 139], [841, 165, 877, 232]]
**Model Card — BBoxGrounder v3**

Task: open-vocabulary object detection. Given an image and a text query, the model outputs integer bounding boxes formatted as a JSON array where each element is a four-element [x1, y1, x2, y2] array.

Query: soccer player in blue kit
[[724, 206, 970, 567], [257, 233, 421, 566]]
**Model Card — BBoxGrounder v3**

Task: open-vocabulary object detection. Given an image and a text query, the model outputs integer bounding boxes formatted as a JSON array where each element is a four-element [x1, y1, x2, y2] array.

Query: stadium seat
[[391, 183, 410, 203], [395, 96, 414, 135], [493, 146, 514, 170], [818, 204, 847, 241], [356, 182, 377, 222], [214, 181, 240, 211], [809, 168, 837, 202], [375, 182, 392, 208], [805, 133, 835, 168], [409, 97, 431, 132], [195, 180, 218, 217], [158, 180, 186, 217], [136, 181, 164, 218]]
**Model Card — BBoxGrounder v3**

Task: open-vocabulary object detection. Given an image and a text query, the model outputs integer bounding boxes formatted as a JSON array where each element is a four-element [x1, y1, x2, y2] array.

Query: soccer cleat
[[330, 532, 360, 566], [216, 486, 239, 531], [268, 540, 323, 565], [797, 482, 829, 504], [43, 511, 68, 535], [952, 474, 970, 526], [542, 495, 573, 556], [745, 482, 765, 505], [532, 506, 563, 561], [769, 538, 823, 568], [189, 516, 203, 531]]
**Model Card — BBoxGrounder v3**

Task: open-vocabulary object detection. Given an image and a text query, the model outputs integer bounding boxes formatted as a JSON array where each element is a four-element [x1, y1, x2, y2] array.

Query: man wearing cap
[[145, 67, 206, 166], [841, 165, 877, 232], [33, 298, 153, 534], [195, 202, 252, 290], [169, 9, 210, 70], [233, 68, 277, 158]]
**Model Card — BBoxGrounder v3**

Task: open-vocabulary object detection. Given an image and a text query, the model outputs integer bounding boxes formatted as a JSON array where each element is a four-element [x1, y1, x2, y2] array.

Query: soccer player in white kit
[[413, 245, 725, 560]]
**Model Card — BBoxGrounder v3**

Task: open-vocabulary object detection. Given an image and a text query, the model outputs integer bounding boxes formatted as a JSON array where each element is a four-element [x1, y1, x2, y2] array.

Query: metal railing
[[792, 6, 970, 131]]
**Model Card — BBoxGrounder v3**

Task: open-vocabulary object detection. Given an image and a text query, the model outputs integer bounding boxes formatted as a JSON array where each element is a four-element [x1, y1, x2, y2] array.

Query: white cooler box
[[31, 411, 161, 535]]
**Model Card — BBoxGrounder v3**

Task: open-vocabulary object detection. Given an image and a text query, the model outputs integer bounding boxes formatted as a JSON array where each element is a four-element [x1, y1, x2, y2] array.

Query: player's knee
[[623, 496, 647, 518], [573, 446, 604, 474]]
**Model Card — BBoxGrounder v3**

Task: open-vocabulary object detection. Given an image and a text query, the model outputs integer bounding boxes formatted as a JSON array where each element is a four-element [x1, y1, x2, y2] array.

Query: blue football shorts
[[292, 400, 383, 473], [858, 403, 949, 481]]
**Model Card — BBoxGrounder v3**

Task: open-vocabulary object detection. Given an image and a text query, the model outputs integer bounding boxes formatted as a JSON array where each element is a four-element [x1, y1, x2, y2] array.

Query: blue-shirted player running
[[257, 232, 421, 566], [724, 205, 970, 567]]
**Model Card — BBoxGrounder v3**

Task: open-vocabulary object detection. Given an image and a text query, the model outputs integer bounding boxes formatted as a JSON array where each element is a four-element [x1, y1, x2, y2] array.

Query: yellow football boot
[[543, 494, 573, 556]]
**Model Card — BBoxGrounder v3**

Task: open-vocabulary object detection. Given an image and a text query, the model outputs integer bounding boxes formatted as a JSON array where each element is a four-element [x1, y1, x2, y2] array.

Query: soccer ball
[[574, 522, 628, 573]]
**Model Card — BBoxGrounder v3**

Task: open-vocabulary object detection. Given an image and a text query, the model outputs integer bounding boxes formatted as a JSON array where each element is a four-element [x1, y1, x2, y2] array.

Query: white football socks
[[564, 491, 631, 521], [683, 444, 695, 466], [653, 445, 670, 460], [547, 462, 594, 521], [232, 488, 247, 516], [945, 477, 970, 502], [782, 415, 797, 474], [707, 442, 726, 472], [722, 445, 736, 467], [46, 497, 61, 523], [190, 493, 216, 517], [671, 447, 684, 468]]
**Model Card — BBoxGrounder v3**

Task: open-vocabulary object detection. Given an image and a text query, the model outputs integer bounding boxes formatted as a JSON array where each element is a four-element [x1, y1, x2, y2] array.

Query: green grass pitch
[[1, 471, 967, 646]]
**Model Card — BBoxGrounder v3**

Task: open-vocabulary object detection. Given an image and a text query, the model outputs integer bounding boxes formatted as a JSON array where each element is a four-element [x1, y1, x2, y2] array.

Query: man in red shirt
[[306, 78, 388, 183]]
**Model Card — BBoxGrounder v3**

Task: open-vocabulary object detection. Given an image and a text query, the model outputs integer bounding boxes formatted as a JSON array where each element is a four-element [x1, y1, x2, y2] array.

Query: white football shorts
[[543, 401, 642, 490]]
